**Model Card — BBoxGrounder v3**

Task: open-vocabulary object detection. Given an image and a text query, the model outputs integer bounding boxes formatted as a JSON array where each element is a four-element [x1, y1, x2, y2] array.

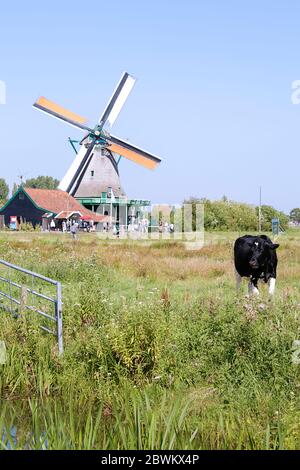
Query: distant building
[[0, 187, 107, 230]]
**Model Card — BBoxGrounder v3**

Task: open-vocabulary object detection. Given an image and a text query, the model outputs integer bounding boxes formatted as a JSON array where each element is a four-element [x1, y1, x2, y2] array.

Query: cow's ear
[[270, 243, 279, 250]]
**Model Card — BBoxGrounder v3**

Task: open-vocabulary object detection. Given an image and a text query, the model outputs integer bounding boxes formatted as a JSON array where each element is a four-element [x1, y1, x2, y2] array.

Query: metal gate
[[0, 259, 63, 355]]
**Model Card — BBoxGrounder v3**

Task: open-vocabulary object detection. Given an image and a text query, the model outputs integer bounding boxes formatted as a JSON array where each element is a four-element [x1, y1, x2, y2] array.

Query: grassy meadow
[[1, 229, 300, 449]]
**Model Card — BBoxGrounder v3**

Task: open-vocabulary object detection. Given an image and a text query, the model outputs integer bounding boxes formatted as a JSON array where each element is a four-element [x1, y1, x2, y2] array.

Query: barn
[[0, 186, 106, 230]]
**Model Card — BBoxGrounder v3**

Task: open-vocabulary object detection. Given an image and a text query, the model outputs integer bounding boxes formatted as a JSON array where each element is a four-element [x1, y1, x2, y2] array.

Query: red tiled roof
[[24, 188, 105, 223]]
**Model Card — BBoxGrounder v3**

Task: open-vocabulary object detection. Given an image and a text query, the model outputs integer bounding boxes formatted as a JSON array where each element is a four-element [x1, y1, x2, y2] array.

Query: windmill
[[33, 72, 162, 202]]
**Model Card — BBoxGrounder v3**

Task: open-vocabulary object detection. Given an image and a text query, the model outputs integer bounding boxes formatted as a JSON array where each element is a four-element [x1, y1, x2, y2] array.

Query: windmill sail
[[107, 134, 161, 169], [33, 97, 91, 132], [58, 141, 93, 192], [98, 72, 136, 128]]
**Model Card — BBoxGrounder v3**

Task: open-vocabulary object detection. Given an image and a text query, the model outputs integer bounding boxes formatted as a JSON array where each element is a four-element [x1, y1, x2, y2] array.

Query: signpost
[[272, 218, 280, 236]]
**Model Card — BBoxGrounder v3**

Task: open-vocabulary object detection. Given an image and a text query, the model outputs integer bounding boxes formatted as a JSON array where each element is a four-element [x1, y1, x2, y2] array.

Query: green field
[[1, 230, 300, 449]]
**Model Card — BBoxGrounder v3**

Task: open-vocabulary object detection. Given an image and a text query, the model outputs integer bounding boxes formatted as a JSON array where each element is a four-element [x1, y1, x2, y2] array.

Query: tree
[[25, 176, 59, 190], [290, 208, 300, 224], [183, 196, 289, 232], [12, 182, 19, 195], [256, 205, 289, 231], [0, 178, 9, 206]]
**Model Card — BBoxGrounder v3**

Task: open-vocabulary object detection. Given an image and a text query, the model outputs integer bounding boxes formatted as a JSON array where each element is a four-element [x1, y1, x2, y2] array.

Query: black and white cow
[[234, 235, 279, 296]]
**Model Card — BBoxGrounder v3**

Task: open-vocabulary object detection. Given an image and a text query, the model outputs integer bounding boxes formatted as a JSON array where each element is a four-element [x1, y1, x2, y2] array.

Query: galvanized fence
[[0, 259, 63, 355]]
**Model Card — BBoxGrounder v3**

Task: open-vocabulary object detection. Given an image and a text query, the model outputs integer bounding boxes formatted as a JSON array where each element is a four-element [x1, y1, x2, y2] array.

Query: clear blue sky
[[0, 0, 300, 212]]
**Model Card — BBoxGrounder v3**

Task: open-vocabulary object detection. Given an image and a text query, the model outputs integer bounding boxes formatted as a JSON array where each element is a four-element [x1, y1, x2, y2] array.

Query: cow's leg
[[235, 270, 242, 292], [268, 277, 276, 296], [248, 280, 259, 296]]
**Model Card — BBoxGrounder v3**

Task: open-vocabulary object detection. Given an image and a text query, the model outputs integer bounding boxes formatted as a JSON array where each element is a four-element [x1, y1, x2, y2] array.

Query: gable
[[0, 188, 49, 226], [0, 187, 52, 214]]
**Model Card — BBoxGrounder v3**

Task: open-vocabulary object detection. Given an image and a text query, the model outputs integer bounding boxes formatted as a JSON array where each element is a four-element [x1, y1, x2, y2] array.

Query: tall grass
[[1, 231, 300, 449]]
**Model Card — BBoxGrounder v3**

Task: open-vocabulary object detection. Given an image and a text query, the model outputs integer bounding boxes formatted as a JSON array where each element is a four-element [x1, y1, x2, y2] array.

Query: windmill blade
[[33, 97, 92, 132], [99, 72, 136, 128], [66, 139, 96, 194], [107, 134, 161, 170], [59, 138, 94, 193], [69, 145, 95, 197]]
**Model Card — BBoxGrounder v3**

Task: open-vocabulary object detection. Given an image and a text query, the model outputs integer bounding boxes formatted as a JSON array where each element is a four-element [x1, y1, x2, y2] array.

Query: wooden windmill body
[[66, 140, 125, 199]]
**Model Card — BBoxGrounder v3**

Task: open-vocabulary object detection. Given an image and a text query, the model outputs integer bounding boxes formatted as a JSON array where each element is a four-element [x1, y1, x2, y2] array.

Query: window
[[19, 192, 24, 200], [91, 171, 94, 177]]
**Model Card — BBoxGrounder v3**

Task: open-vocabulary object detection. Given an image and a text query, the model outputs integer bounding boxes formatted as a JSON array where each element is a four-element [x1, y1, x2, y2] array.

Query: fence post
[[56, 282, 63, 355]]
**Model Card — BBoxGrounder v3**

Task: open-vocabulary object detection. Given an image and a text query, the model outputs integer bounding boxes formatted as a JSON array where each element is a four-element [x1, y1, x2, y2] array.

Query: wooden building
[[0, 187, 106, 230]]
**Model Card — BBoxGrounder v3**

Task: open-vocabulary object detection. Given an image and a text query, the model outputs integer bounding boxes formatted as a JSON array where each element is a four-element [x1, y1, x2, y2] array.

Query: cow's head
[[249, 238, 279, 269]]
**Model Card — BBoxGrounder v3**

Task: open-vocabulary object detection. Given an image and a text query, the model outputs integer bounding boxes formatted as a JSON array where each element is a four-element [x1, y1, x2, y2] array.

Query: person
[[50, 219, 56, 231], [143, 218, 149, 234], [62, 220, 67, 233], [70, 221, 79, 240]]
